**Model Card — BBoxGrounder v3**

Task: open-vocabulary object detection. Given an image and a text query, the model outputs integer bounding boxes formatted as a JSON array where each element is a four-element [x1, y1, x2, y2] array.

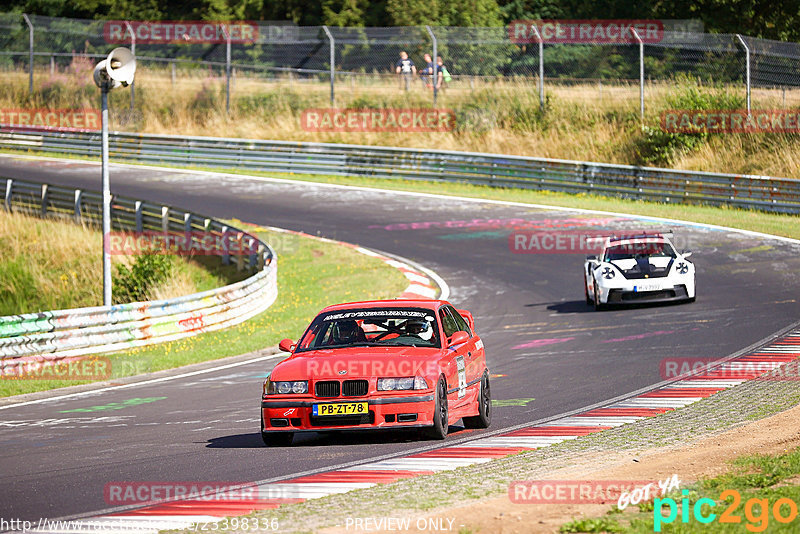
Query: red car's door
[[438, 306, 473, 410], [446, 306, 483, 405]]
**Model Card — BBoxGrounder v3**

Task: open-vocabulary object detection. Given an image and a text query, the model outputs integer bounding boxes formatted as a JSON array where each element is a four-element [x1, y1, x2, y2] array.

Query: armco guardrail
[[1, 129, 799, 213], [0, 177, 277, 363]]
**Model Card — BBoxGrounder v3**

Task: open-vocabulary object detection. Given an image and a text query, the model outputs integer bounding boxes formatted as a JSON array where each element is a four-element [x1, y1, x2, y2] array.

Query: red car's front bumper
[[261, 393, 435, 433]]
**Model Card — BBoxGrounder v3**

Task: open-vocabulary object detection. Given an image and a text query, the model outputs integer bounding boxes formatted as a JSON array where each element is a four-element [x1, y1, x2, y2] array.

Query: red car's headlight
[[377, 377, 428, 391], [265, 380, 308, 395]]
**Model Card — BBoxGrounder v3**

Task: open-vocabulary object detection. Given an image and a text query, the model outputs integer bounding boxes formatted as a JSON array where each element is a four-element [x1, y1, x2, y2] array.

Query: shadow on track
[[206, 425, 469, 449]]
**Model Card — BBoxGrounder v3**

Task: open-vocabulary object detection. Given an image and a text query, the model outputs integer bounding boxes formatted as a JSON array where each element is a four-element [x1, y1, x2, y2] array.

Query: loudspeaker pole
[[101, 84, 111, 306]]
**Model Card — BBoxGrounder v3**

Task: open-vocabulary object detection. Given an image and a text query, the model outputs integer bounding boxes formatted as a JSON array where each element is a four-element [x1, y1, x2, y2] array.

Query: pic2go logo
[[654, 489, 799, 532]]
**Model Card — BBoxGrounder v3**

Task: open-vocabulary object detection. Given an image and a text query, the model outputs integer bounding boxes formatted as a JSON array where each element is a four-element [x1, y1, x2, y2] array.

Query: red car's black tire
[[425, 377, 449, 440], [463, 371, 491, 429]]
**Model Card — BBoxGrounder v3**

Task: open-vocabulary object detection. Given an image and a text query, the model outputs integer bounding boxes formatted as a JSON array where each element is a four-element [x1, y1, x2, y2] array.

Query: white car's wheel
[[593, 282, 606, 311]]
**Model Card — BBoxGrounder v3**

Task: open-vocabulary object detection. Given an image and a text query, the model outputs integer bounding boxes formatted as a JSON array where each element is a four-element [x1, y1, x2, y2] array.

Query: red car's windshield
[[295, 308, 441, 351]]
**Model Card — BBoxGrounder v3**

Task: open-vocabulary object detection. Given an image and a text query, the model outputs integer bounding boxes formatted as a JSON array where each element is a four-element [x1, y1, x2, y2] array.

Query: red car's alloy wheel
[[425, 377, 449, 440]]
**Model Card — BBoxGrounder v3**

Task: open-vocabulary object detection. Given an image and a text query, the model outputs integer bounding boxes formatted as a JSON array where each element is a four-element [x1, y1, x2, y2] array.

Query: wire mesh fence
[[2, 13, 800, 113]]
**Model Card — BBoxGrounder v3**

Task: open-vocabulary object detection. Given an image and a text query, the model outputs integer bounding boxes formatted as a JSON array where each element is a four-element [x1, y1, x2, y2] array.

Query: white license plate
[[634, 283, 661, 292]]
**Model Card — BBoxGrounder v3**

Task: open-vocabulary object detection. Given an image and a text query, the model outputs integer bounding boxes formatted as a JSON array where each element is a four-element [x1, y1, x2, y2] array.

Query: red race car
[[261, 299, 490, 446]]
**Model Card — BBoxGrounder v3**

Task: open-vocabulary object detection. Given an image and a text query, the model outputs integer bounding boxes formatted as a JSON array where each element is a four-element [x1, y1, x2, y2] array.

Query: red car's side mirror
[[448, 331, 469, 347], [278, 338, 295, 353]]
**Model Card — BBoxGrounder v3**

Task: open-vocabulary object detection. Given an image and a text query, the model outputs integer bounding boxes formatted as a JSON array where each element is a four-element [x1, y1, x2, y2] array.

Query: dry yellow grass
[[4, 64, 800, 177]]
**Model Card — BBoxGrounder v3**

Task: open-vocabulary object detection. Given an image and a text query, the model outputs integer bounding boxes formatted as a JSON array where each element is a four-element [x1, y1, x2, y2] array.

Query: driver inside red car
[[330, 320, 367, 345]]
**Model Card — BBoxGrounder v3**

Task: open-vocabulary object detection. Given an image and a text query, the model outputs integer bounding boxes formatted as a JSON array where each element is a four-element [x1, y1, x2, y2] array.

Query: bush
[[113, 254, 175, 304], [633, 81, 745, 165]]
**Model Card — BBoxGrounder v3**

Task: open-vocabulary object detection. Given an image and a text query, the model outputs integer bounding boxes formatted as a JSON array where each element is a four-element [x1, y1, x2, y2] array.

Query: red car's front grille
[[314, 380, 340, 397], [342, 379, 368, 397]]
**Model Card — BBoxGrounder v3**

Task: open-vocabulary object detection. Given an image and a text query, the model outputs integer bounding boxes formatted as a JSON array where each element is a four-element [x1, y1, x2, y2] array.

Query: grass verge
[[0, 224, 408, 397]]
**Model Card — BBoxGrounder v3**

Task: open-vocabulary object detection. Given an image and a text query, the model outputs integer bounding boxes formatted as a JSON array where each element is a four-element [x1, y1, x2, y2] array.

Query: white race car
[[584, 232, 695, 310]]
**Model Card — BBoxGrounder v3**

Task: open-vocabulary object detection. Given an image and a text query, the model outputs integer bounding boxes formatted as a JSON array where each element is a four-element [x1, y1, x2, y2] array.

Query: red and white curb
[[254, 224, 446, 301], [35, 331, 800, 533]]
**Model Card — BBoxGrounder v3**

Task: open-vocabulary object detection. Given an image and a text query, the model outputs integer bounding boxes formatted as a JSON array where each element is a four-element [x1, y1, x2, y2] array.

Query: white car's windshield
[[604, 241, 676, 261], [296, 308, 441, 351]]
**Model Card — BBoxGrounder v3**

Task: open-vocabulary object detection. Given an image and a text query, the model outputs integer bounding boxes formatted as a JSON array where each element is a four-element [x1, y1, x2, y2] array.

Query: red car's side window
[[298, 324, 321, 349], [439, 308, 459, 338]]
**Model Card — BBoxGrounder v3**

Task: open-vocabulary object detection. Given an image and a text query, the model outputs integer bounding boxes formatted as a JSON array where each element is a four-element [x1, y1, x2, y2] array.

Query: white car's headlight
[[265, 380, 308, 395], [601, 266, 616, 279], [378, 376, 428, 391]]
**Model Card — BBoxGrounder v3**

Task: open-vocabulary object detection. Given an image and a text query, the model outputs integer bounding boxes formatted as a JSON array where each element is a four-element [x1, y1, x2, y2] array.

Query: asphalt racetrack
[[2, 155, 800, 520]]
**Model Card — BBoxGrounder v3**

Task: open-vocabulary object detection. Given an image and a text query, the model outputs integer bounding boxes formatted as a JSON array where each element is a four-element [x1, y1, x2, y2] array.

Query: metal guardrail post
[[125, 22, 136, 113], [40, 183, 48, 217], [528, 24, 544, 112], [426, 26, 438, 106], [631, 28, 644, 123], [249, 237, 257, 269], [236, 232, 245, 271], [73, 189, 82, 223], [221, 224, 230, 265], [736, 34, 752, 116], [5, 178, 13, 211], [161, 206, 170, 233], [322, 26, 335, 105], [134, 200, 143, 231], [22, 14, 33, 95]]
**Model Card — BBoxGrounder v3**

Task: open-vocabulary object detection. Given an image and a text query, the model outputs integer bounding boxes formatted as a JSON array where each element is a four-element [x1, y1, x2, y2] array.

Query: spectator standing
[[420, 53, 434, 90], [435, 56, 451, 91], [395, 51, 416, 91]]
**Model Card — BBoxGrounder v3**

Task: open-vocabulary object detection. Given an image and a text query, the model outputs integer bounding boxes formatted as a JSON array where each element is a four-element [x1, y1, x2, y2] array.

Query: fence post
[[426, 26, 438, 106], [631, 28, 644, 123], [41, 184, 48, 217], [22, 14, 33, 95], [322, 26, 335, 105], [125, 22, 136, 112], [528, 24, 544, 112], [736, 34, 751, 116], [225, 24, 231, 114]]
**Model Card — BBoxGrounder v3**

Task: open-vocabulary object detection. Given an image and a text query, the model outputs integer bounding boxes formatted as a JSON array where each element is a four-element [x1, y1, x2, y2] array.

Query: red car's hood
[[270, 346, 443, 380]]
